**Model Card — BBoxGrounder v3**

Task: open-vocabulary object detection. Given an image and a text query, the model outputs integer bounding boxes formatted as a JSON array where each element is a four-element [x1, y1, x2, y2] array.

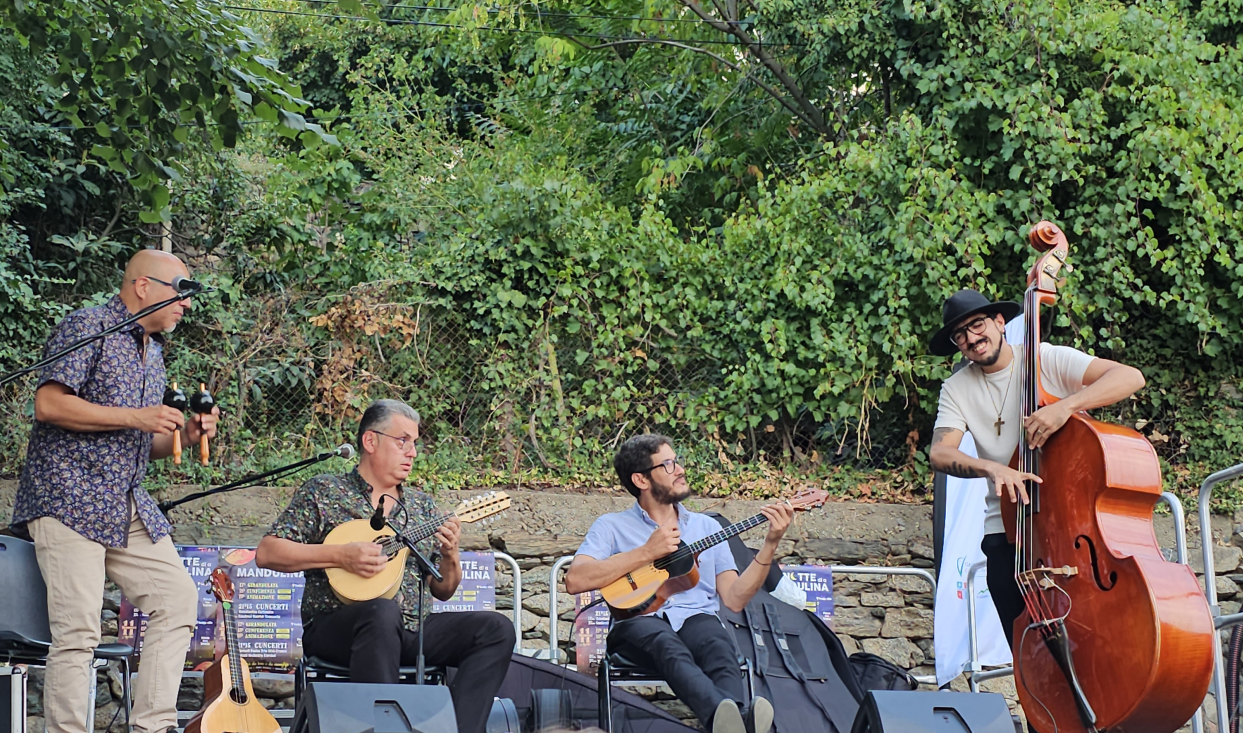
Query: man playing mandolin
[[565, 434, 794, 733], [255, 399, 514, 733], [928, 289, 1146, 648]]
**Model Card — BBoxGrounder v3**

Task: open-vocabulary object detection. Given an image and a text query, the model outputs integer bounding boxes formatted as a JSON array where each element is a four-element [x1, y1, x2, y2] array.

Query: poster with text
[[118, 546, 305, 673], [432, 551, 496, 612], [574, 590, 610, 674], [781, 565, 835, 625]]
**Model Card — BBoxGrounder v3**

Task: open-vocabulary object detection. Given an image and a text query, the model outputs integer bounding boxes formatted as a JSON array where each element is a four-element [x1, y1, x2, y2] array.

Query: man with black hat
[[928, 289, 1146, 648]]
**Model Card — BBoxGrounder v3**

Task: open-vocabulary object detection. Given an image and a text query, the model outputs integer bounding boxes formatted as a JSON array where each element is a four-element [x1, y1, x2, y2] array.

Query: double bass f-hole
[[1074, 535, 1117, 592]]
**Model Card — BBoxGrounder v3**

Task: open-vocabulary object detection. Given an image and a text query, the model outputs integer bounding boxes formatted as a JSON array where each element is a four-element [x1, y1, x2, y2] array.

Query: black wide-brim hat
[[929, 289, 1022, 356]]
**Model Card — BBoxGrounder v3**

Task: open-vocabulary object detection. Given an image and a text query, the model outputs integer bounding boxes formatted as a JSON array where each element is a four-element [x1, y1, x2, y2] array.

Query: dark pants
[[608, 613, 745, 727], [981, 533, 1026, 648], [303, 599, 516, 733]]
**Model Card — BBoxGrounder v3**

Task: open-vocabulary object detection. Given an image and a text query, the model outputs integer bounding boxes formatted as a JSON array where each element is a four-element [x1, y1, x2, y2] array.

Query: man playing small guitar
[[565, 434, 794, 733], [255, 399, 515, 733]]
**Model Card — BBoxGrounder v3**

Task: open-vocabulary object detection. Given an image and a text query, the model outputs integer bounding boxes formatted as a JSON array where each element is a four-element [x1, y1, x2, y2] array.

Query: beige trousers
[[30, 508, 198, 733]]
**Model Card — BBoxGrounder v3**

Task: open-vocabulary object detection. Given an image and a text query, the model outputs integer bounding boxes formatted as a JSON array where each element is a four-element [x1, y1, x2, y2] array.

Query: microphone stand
[[0, 288, 211, 388], [157, 447, 348, 514], [386, 516, 443, 685]]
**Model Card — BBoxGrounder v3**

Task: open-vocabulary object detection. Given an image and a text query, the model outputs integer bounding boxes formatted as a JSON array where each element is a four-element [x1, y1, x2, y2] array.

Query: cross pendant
[[994, 417, 1005, 436]]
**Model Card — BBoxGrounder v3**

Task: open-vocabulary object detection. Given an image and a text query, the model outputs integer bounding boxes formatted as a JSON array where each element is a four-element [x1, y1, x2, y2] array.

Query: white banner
[[932, 316, 1024, 686]]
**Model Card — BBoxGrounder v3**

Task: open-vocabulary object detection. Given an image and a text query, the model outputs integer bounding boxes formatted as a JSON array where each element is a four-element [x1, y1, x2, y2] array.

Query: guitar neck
[[684, 512, 769, 556], [222, 600, 244, 692], [397, 511, 454, 547]]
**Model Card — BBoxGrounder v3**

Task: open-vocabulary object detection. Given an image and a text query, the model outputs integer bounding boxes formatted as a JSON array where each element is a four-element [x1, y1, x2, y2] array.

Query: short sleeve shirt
[[266, 468, 441, 632], [575, 502, 738, 631], [13, 295, 170, 547], [935, 342, 1096, 534]]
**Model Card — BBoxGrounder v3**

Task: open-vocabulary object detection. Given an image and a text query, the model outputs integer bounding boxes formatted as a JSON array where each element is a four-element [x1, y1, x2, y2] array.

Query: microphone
[[315, 443, 355, 461], [370, 495, 387, 531], [171, 275, 204, 294]]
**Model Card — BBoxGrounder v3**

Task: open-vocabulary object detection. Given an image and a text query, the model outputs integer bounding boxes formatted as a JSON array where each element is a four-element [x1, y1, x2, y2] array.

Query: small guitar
[[601, 488, 829, 619], [185, 568, 280, 733], [324, 491, 512, 603]]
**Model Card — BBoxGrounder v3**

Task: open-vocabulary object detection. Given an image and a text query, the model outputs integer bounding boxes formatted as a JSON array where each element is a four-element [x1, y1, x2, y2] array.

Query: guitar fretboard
[[222, 599, 245, 695], [685, 512, 769, 555]]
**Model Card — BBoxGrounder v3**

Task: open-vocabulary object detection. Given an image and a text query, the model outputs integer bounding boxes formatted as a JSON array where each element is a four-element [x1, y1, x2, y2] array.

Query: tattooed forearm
[[944, 461, 984, 479]]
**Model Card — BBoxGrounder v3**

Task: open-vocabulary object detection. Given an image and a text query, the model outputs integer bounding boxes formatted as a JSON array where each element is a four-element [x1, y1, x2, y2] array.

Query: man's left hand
[[434, 516, 462, 555], [1024, 403, 1072, 449], [185, 406, 220, 443], [761, 502, 795, 545]]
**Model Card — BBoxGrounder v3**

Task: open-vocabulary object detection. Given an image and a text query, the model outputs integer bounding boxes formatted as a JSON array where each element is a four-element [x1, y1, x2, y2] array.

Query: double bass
[[1002, 222, 1214, 733]]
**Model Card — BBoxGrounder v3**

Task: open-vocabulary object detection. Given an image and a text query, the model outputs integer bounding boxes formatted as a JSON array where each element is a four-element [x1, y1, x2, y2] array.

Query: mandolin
[[324, 491, 511, 603], [601, 489, 828, 620], [184, 568, 280, 733]]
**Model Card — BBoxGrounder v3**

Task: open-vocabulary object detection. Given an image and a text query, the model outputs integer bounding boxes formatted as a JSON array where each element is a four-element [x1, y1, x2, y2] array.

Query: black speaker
[[291, 682, 457, 733], [850, 690, 1015, 733], [527, 688, 572, 731], [486, 697, 519, 733]]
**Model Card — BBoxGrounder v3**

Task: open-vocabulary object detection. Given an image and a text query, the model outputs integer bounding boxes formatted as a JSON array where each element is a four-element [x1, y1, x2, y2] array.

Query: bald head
[[122, 250, 188, 286], [120, 249, 193, 335]]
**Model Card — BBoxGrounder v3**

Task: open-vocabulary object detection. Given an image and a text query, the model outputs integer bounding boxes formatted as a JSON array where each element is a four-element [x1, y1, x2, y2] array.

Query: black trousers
[[303, 599, 516, 733], [981, 532, 1026, 648], [608, 613, 745, 727]]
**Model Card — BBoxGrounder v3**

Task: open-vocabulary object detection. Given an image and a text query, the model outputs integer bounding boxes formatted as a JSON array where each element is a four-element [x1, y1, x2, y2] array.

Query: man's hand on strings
[[986, 463, 1041, 505], [434, 516, 462, 557], [1024, 403, 1072, 449]]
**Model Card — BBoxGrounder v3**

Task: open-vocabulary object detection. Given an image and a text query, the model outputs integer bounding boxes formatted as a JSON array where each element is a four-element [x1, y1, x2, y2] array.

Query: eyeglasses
[[371, 430, 419, 453], [950, 316, 992, 346], [131, 276, 178, 289], [638, 456, 683, 475]]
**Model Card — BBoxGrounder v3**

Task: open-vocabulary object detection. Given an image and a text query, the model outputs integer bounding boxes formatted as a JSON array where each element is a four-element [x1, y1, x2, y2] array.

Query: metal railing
[[1198, 463, 1243, 733], [548, 557, 939, 675], [492, 551, 523, 651]]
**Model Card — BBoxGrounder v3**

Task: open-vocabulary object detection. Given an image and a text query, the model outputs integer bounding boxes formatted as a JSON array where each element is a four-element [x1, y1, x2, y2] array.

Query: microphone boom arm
[[157, 446, 350, 514]]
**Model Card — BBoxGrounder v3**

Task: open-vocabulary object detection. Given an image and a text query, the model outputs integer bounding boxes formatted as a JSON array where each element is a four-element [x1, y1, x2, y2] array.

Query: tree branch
[[566, 36, 821, 131]]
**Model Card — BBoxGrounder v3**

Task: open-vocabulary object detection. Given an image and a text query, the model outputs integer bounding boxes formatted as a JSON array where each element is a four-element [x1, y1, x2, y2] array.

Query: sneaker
[[711, 698, 746, 733], [746, 696, 774, 733]]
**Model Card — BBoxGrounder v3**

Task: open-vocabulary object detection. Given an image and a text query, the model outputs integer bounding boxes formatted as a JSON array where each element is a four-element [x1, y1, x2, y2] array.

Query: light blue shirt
[[576, 502, 738, 630]]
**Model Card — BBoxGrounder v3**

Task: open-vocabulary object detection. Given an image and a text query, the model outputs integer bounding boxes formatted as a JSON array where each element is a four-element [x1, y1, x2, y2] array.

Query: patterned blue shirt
[[13, 295, 170, 548], [576, 502, 738, 631]]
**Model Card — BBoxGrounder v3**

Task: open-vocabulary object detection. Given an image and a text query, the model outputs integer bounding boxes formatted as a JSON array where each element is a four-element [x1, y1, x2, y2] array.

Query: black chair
[[596, 647, 754, 733], [0, 535, 133, 733], [293, 655, 446, 708]]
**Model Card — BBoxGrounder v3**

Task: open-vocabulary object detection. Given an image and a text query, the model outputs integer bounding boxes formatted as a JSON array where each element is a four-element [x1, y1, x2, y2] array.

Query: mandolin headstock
[[208, 567, 235, 603], [788, 488, 830, 511]]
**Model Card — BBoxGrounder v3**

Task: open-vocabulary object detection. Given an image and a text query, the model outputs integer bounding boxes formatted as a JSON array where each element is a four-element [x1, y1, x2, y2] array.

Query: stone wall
[[4, 481, 1242, 731]]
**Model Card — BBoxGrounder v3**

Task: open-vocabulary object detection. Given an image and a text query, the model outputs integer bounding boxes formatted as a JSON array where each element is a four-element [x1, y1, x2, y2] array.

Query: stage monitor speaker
[[486, 697, 519, 733], [850, 690, 1015, 733], [292, 681, 456, 733]]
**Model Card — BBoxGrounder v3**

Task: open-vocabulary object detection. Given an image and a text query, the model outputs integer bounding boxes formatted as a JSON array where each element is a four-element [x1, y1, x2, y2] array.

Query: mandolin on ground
[[184, 568, 280, 733]]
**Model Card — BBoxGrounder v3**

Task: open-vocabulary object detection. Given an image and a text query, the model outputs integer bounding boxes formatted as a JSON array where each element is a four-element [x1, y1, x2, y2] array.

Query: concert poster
[[780, 564, 835, 625], [118, 546, 306, 673], [574, 589, 611, 674], [432, 550, 496, 612]]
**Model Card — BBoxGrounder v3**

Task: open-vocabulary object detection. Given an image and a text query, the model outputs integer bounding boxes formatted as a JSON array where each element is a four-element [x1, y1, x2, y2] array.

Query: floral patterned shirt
[[13, 295, 170, 548], [267, 468, 442, 632]]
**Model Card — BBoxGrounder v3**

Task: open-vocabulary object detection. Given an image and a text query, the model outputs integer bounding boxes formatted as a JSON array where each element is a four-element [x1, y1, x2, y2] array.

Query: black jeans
[[303, 599, 516, 733], [981, 533, 1026, 648], [608, 613, 745, 727]]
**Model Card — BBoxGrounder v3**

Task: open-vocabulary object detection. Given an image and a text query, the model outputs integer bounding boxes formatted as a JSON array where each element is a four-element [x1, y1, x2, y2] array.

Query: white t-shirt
[[935, 342, 1096, 535]]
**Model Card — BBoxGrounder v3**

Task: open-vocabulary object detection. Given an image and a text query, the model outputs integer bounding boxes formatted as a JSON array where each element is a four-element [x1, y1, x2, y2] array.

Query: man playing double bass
[[928, 289, 1146, 648]]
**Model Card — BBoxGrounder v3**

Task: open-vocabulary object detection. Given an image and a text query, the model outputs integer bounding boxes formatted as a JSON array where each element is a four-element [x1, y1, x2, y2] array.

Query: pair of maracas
[[162, 383, 216, 465]]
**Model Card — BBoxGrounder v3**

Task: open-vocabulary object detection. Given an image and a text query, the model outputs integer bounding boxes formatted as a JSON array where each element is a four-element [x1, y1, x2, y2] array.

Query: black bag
[[848, 652, 917, 692]]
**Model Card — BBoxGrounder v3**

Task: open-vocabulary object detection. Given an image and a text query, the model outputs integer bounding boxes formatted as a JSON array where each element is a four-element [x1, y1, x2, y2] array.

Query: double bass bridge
[[1019, 564, 1079, 590]]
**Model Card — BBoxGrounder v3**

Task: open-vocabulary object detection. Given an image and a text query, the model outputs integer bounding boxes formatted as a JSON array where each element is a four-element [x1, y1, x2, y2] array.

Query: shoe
[[746, 696, 774, 733], [711, 698, 746, 733]]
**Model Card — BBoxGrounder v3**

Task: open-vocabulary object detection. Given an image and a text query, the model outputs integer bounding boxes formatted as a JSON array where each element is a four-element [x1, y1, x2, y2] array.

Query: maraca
[[163, 382, 187, 464], [189, 383, 216, 466]]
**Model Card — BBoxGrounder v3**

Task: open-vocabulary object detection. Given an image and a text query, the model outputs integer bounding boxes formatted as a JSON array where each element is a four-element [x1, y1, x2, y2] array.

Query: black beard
[[652, 481, 691, 505], [972, 335, 1006, 367]]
